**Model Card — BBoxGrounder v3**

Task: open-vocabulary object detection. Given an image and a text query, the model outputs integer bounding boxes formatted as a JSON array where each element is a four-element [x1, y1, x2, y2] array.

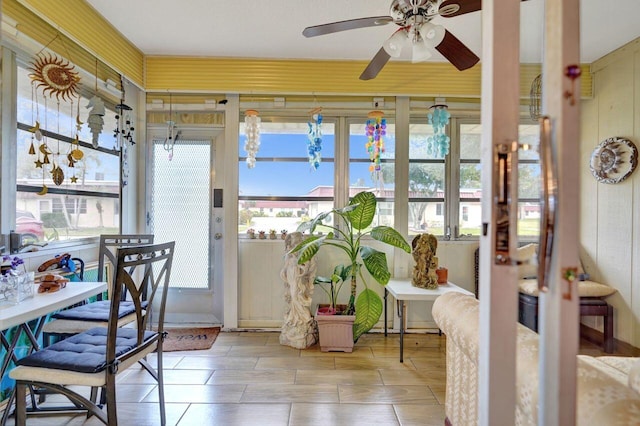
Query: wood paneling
[[583, 38, 640, 347]]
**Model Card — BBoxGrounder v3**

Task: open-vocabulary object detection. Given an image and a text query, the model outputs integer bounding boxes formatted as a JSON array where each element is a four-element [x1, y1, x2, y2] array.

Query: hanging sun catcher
[[28, 48, 83, 193], [365, 110, 386, 183], [427, 104, 450, 157], [307, 108, 323, 170], [244, 109, 261, 169], [30, 53, 80, 102]]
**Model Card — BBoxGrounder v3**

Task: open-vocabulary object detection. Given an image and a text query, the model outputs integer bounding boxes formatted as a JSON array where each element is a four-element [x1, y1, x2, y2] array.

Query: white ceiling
[[86, 0, 640, 65]]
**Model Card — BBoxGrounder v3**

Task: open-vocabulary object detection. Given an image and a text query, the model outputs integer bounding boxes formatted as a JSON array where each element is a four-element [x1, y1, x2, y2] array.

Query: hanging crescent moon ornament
[[590, 137, 638, 184], [37, 185, 48, 196], [29, 53, 80, 102]]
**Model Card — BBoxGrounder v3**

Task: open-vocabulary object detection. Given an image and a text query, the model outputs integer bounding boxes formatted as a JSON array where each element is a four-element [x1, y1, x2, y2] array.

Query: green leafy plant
[[290, 191, 411, 341], [314, 264, 352, 314]]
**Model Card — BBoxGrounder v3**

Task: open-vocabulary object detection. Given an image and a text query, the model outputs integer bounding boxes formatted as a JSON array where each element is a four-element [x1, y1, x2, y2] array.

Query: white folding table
[[0, 281, 107, 425], [383, 278, 473, 362]]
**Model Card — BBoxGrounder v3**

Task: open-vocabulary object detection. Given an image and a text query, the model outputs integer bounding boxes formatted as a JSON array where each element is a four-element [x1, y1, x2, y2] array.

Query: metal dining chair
[[42, 234, 154, 344], [10, 241, 175, 425]]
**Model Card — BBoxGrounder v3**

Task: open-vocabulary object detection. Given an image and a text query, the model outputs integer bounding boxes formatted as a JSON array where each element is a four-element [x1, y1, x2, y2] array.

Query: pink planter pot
[[315, 305, 355, 353]]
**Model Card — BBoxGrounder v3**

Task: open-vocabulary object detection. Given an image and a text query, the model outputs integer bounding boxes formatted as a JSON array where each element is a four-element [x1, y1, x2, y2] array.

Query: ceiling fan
[[302, 0, 500, 80]]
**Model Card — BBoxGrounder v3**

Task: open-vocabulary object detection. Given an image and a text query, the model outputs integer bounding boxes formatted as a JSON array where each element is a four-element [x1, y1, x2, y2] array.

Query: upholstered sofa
[[433, 292, 640, 426]]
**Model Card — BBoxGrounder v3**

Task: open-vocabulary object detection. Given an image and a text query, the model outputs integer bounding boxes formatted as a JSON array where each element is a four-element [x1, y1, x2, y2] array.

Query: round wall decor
[[590, 137, 638, 184]]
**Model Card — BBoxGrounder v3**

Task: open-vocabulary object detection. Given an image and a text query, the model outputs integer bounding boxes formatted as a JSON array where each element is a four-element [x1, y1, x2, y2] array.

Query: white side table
[[384, 278, 473, 362]]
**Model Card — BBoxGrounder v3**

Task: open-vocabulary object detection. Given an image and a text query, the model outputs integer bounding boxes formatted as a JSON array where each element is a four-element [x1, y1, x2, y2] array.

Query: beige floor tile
[[335, 357, 417, 371], [241, 384, 339, 403], [255, 356, 336, 370], [295, 369, 383, 385], [18, 403, 189, 426], [430, 385, 446, 404], [380, 369, 446, 387], [356, 333, 401, 347], [179, 403, 291, 426], [227, 345, 301, 357], [174, 356, 258, 370], [394, 403, 447, 426], [380, 369, 444, 386], [146, 353, 185, 369], [266, 334, 284, 345], [165, 344, 232, 357], [290, 403, 400, 426], [339, 384, 438, 404], [371, 346, 443, 359], [142, 384, 246, 404], [119, 368, 213, 385], [300, 345, 374, 358], [207, 369, 296, 385], [214, 334, 270, 346]]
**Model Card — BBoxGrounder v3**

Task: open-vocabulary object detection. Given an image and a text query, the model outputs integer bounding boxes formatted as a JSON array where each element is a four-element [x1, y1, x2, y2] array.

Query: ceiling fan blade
[[360, 48, 391, 80], [435, 30, 479, 71], [438, 0, 481, 17], [303, 16, 393, 37], [439, 0, 530, 17]]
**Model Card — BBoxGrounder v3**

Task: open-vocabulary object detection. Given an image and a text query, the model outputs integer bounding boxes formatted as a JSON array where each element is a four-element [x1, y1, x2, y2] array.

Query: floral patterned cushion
[[433, 292, 640, 426]]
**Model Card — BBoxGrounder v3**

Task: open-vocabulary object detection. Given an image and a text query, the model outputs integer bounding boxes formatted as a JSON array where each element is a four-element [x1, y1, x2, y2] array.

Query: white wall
[[237, 238, 478, 330]]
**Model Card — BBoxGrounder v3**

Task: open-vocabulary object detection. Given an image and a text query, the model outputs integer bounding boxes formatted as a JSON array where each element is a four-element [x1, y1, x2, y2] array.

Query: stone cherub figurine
[[412, 233, 439, 289], [279, 231, 318, 349]]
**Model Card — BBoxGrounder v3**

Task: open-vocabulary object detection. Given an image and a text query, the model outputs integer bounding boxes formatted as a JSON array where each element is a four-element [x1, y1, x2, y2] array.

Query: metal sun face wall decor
[[589, 137, 638, 184], [28, 52, 83, 193]]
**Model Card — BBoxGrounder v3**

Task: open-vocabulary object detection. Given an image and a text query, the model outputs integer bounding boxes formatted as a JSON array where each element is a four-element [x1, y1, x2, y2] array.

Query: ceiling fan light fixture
[[412, 40, 433, 63], [419, 22, 446, 48], [382, 29, 409, 58]]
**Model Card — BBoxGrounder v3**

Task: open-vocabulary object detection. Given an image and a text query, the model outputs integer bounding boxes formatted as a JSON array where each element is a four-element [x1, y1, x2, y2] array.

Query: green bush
[[41, 212, 67, 228]]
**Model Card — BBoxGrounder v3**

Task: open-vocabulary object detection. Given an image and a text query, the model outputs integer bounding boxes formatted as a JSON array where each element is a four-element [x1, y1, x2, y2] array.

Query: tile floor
[[15, 331, 615, 426]]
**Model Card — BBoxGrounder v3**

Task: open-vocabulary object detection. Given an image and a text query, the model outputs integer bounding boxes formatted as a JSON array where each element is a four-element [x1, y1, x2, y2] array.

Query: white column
[[478, 0, 521, 424], [539, 0, 581, 424]]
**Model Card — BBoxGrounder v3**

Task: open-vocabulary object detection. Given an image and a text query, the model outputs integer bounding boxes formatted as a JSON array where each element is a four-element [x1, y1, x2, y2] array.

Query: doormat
[[161, 327, 220, 352]]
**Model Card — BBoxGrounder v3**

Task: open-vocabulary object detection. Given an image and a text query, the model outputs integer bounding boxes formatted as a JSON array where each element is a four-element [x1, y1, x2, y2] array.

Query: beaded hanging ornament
[[427, 105, 450, 157], [365, 110, 386, 182], [307, 108, 323, 170]]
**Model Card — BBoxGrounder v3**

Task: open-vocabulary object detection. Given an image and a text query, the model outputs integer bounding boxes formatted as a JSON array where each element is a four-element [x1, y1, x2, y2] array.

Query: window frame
[[7, 53, 123, 248]]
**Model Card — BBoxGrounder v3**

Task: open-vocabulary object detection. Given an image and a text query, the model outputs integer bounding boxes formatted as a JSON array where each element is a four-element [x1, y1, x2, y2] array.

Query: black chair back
[[98, 234, 155, 300], [106, 242, 174, 363]]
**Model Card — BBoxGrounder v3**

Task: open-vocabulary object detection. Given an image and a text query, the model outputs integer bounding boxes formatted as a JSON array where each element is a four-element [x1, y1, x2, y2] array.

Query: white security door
[[147, 130, 223, 325]]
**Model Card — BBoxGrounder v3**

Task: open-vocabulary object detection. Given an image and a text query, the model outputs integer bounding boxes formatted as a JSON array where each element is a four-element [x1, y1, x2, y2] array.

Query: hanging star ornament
[[70, 175, 78, 184], [34, 159, 43, 168]]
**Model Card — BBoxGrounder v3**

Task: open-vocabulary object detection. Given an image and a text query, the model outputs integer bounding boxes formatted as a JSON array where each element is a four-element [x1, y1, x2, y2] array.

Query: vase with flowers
[[0, 255, 34, 304]]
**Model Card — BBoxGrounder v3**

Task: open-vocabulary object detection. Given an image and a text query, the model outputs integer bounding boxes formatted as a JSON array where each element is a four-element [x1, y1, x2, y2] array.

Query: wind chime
[[427, 104, 451, 157], [307, 108, 323, 170], [244, 109, 261, 169], [365, 110, 386, 184], [27, 45, 82, 195], [163, 93, 180, 161]]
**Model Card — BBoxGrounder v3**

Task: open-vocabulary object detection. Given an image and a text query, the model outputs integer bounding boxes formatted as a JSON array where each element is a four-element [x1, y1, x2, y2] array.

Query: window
[[349, 119, 395, 227], [458, 122, 540, 237], [16, 64, 121, 242], [238, 120, 335, 234], [408, 121, 444, 235]]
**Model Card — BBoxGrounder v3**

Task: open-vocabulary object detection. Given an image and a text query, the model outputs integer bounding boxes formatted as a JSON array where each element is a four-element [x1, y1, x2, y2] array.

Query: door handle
[[538, 116, 557, 293]]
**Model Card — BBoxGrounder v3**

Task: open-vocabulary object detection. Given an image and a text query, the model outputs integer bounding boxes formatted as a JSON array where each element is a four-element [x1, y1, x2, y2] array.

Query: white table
[[0, 281, 106, 425], [384, 278, 473, 362]]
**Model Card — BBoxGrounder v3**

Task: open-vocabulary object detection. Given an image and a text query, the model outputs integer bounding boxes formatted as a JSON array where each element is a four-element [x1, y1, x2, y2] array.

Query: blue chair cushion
[[52, 300, 149, 322], [16, 327, 157, 374]]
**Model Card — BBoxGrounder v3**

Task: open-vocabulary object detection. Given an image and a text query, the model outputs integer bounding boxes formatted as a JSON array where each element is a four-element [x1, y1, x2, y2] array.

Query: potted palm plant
[[290, 191, 411, 350]]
